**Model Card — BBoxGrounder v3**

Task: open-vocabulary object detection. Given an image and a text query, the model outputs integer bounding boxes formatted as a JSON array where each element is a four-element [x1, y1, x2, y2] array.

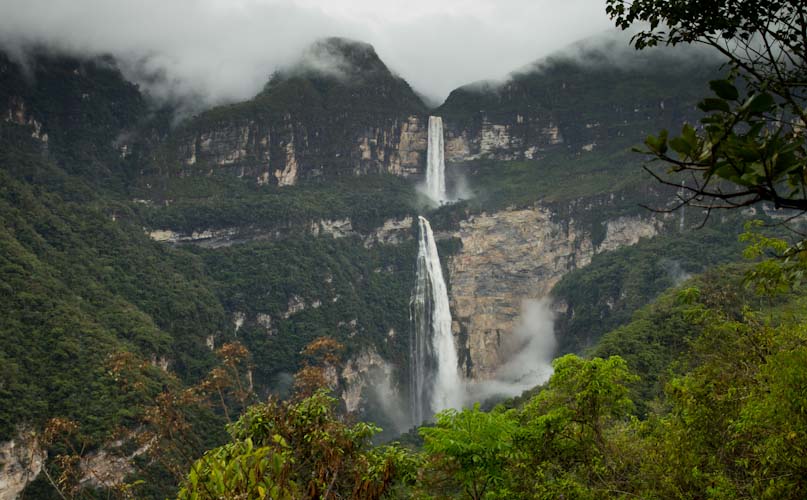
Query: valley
[[0, 29, 800, 498]]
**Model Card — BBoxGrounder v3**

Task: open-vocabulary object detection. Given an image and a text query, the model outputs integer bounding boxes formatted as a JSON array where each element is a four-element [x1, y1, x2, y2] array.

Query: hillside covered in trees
[[1, 0, 805, 497]]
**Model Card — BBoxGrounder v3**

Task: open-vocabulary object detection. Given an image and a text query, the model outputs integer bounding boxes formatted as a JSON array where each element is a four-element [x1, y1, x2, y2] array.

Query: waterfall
[[426, 116, 447, 203], [678, 181, 686, 231], [410, 216, 462, 424]]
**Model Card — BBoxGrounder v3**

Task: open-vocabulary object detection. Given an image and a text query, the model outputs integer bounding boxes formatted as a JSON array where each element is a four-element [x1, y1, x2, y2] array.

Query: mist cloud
[[0, 0, 615, 108], [464, 299, 557, 404]]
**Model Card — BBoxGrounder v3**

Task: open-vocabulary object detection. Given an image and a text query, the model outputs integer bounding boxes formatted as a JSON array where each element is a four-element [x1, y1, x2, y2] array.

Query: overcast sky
[[0, 0, 616, 106]]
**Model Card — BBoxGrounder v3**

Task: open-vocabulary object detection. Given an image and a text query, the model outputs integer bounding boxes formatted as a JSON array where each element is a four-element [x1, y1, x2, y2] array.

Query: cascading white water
[[426, 116, 447, 204], [410, 216, 462, 424]]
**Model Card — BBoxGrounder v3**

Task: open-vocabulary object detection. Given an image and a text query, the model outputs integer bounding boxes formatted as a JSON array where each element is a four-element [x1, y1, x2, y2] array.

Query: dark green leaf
[[709, 79, 739, 101], [670, 137, 691, 155], [744, 93, 775, 114], [699, 98, 731, 113]]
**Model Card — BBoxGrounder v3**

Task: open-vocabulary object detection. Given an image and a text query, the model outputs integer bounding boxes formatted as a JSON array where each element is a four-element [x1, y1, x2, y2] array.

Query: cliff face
[[160, 41, 717, 184], [0, 36, 735, 500], [168, 38, 428, 184], [437, 46, 716, 162], [0, 50, 148, 182], [0, 432, 43, 500], [447, 205, 660, 379], [339, 348, 396, 415], [4, 96, 49, 144], [148, 215, 414, 248], [174, 115, 427, 185], [443, 112, 564, 162]]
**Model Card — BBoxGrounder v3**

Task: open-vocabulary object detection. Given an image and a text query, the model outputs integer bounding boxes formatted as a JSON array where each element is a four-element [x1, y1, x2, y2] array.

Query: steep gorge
[[0, 36, 737, 498], [133, 40, 719, 413]]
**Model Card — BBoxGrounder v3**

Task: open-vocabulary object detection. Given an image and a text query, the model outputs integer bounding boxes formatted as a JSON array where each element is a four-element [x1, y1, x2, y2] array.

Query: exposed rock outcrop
[[447, 206, 659, 378], [442, 114, 563, 162], [174, 115, 427, 184], [148, 228, 239, 248], [0, 432, 44, 500], [256, 313, 273, 331], [233, 312, 246, 333], [599, 215, 661, 252], [171, 38, 427, 183], [340, 348, 395, 414], [282, 295, 306, 319], [364, 216, 414, 247], [78, 439, 150, 491], [164, 41, 712, 183], [437, 48, 712, 163], [4, 97, 48, 143], [310, 219, 354, 238], [147, 216, 414, 247]]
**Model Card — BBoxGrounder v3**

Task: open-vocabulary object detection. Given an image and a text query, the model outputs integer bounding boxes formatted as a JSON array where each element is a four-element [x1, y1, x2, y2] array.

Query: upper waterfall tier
[[426, 116, 447, 203]]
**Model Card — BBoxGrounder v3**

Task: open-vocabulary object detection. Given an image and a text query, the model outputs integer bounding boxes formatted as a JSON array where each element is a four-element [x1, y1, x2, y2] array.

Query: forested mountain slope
[[0, 35, 772, 498]]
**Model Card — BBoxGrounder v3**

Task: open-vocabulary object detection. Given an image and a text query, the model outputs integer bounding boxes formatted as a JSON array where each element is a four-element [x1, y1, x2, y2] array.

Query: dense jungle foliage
[[178, 253, 807, 499], [0, 50, 428, 498], [0, 132, 430, 497], [3, 1, 805, 495], [170, 0, 807, 495]]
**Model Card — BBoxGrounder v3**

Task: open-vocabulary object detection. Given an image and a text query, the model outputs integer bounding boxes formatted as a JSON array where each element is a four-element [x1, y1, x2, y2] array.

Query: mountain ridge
[[0, 33, 760, 499]]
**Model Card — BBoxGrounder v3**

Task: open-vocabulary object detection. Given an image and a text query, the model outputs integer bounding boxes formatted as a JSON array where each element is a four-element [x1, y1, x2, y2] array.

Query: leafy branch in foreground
[[607, 0, 807, 216]]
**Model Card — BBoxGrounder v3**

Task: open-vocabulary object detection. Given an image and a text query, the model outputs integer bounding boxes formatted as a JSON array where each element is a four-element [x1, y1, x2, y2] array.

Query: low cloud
[[0, 0, 616, 108]]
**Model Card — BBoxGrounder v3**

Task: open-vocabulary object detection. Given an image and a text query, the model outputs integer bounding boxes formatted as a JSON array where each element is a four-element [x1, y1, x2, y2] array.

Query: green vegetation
[[177, 249, 807, 498], [420, 405, 519, 499], [166, 37, 426, 177], [178, 390, 414, 500], [438, 44, 714, 127], [607, 0, 807, 211], [3, 7, 804, 496], [0, 144, 227, 443], [0, 124, 426, 498], [183, 38, 425, 134], [136, 173, 423, 234], [0, 50, 149, 190], [193, 235, 418, 387], [551, 219, 753, 354], [451, 146, 647, 211]]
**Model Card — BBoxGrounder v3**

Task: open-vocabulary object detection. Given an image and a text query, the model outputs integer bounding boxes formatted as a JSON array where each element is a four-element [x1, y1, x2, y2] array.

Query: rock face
[[0, 432, 44, 500], [165, 41, 715, 182], [447, 205, 660, 378], [363, 216, 414, 247], [78, 439, 150, 491], [148, 227, 240, 247], [148, 216, 414, 248], [340, 348, 395, 414], [443, 114, 563, 162], [437, 46, 714, 162], [175, 114, 428, 184], [0, 50, 148, 180], [4, 97, 48, 144], [170, 38, 427, 184]]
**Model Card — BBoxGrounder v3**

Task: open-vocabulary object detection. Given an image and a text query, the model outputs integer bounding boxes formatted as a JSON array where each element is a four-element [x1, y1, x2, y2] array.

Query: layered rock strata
[[447, 206, 660, 378]]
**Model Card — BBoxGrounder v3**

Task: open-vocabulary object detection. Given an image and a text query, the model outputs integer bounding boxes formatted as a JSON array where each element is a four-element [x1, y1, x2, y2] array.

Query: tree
[[626, 277, 807, 499], [291, 336, 345, 399], [606, 0, 807, 216], [512, 355, 639, 498], [420, 405, 519, 500], [177, 390, 414, 500]]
